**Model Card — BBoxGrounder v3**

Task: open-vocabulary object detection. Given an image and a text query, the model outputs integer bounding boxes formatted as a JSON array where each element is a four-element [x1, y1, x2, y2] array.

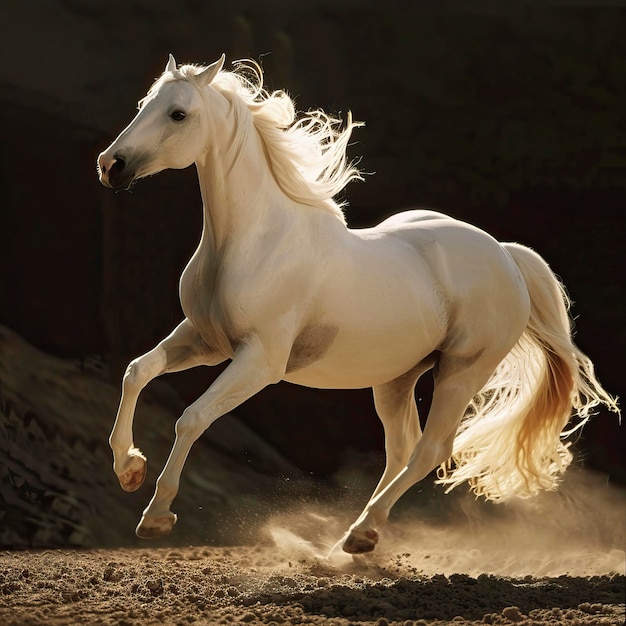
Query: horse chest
[[179, 255, 240, 354]]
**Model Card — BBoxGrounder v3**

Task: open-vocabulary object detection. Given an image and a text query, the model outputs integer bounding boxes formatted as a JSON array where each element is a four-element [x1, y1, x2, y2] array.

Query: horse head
[[97, 54, 225, 190]]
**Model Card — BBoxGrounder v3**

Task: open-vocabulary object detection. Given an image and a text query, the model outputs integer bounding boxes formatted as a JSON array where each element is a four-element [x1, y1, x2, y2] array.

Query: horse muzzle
[[97, 151, 135, 190]]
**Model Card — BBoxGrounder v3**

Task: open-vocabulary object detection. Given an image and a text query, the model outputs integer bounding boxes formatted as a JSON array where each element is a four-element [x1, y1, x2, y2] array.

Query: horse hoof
[[136, 513, 177, 539], [118, 450, 147, 492], [342, 528, 379, 554]]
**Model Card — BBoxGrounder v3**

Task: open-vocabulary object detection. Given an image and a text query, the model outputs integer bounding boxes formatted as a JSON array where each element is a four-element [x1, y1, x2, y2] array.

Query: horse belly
[[283, 326, 434, 389], [283, 290, 443, 389]]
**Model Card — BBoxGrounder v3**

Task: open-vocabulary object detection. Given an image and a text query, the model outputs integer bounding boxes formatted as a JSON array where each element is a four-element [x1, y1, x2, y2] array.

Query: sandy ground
[[1, 468, 624, 626], [0, 545, 623, 626]]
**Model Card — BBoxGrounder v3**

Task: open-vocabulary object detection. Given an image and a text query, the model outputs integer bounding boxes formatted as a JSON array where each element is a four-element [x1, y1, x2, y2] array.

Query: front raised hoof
[[136, 513, 177, 539], [117, 449, 147, 492], [342, 528, 379, 554]]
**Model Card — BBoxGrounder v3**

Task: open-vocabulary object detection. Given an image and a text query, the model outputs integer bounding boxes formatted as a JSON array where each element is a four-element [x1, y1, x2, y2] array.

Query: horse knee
[[122, 359, 146, 392], [123, 347, 168, 393], [175, 407, 207, 441]]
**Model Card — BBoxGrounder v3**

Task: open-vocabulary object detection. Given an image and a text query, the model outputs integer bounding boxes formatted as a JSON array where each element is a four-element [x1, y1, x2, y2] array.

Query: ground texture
[[1, 545, 624, 626]]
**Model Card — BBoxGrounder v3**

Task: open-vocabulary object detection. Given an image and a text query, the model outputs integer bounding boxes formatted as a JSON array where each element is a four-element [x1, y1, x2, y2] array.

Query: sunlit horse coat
[[97, 55, 618, 554]]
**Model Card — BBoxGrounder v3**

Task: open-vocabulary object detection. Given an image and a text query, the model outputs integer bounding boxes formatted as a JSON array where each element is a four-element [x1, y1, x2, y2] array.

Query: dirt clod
[[501, 606, 523, 622]]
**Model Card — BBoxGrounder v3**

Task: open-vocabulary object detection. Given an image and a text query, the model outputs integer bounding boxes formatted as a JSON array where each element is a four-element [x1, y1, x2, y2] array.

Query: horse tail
[[437, 242, 620, 501]]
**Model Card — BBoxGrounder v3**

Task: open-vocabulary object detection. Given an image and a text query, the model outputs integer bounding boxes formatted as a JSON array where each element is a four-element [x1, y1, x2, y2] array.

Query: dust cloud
[[261, 464, 625, 578]]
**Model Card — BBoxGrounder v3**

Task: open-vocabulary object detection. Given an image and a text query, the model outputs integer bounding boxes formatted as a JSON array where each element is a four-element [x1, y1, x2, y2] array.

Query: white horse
[[97, 55, 618, 554]]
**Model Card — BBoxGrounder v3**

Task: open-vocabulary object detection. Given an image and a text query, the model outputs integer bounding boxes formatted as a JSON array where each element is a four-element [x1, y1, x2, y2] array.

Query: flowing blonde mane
[[180, 61, 363, 223]]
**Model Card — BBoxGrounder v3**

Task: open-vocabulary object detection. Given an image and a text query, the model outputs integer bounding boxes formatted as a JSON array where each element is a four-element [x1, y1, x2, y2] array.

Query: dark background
[[0, 1, 624, 546]]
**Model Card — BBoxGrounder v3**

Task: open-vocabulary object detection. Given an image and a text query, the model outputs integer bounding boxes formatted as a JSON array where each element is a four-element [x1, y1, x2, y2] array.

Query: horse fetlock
[[136, 512, 177, 539], [117, 448, 147, 492]]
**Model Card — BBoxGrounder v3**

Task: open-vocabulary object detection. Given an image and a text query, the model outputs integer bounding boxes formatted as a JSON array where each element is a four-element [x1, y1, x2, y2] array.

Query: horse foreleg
[[136, 336, 286, 538], [110, 319, 224, 493], [342, 353, 499, 554]]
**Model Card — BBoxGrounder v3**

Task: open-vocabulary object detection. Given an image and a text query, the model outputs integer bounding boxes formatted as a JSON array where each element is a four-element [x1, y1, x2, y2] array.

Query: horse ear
[[195, 54, 226, 86], [166, 54, 177, 73]]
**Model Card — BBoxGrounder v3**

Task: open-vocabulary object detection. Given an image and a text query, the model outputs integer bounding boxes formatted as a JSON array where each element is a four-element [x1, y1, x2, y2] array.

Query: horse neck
[[195, 112, 289, 253]]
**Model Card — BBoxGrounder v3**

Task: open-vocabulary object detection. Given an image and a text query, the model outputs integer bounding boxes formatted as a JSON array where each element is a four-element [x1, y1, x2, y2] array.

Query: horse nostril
[[112, 156, 126, 172], [109, 156, 126, 181]]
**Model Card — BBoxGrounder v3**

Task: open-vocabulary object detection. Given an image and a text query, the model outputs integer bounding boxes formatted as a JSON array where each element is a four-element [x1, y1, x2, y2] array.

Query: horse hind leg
[[110, 319, 224, 493], [342, 357, 434, 554], [342, 350, 503, 554]]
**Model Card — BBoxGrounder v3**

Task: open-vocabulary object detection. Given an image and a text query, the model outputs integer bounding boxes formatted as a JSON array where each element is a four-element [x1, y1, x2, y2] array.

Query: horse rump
[[437, 242, 619, 500]]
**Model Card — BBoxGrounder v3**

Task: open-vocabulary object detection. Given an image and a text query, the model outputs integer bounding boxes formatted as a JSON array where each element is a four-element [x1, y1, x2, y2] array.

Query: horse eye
[[170, 111, 186, 122]]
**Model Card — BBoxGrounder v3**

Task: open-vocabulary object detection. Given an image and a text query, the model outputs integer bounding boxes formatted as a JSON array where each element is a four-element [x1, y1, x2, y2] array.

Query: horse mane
[[180, 61, 363, 223]]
